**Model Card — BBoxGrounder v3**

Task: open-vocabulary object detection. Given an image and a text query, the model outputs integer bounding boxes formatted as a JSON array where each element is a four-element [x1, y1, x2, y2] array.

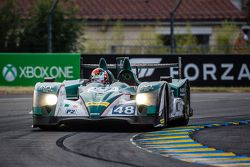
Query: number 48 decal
[[112, 105, 135, 115]]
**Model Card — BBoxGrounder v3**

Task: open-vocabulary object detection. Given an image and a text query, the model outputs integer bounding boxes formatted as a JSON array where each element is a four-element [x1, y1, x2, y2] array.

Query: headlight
[[44, 94, 58, 106], [136, 93, 149, 105]]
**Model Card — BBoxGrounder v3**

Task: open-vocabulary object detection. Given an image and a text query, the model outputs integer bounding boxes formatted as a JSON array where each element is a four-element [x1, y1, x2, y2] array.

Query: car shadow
[[31, 123, 162, 133]]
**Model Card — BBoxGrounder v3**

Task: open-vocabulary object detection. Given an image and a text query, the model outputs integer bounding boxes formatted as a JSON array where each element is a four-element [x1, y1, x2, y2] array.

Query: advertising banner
[[81, 54, 250, 87], [0, 53, 80, 86]]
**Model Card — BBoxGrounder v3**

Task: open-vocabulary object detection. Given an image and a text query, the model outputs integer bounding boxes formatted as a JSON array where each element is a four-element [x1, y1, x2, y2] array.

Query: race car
[[32, 57, 193, 129]]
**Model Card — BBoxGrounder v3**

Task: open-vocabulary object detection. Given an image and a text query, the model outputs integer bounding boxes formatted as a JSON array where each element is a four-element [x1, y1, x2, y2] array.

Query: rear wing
[[81, 57, 182, 79]]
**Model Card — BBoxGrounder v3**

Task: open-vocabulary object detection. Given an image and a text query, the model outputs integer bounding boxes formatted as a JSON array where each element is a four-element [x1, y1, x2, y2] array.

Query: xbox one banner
[[0, 53, 80, 86]]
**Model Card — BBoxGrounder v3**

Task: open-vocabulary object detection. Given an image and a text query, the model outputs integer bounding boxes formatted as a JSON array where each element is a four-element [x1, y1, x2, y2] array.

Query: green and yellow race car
[[32, 57, 193, 129]]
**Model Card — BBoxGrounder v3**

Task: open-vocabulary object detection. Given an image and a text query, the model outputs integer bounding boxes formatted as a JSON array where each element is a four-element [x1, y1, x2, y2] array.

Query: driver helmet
[[90, 68, 109, 84]]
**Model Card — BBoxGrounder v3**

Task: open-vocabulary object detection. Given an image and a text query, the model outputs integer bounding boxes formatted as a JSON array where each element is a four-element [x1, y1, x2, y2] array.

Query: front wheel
[[36, 125, 57, 130]]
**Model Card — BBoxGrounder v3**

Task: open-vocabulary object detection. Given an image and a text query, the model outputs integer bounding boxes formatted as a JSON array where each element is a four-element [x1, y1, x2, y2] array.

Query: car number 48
[[112, 106, 135, 115]]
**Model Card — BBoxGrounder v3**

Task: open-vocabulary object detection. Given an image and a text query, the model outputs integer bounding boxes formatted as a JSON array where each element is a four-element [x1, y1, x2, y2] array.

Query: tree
[[176, 23, 200, 54], [20, 0, 83, 52], [109, 20, 125, 54], [213, 22, 238, 54], [83, 20, 125, 54], [133, 26, 167, 54], [0, 0, 21, 52]]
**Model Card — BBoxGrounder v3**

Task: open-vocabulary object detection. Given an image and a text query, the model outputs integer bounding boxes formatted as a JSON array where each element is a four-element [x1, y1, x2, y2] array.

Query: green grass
[[0, 86, 34, 95]]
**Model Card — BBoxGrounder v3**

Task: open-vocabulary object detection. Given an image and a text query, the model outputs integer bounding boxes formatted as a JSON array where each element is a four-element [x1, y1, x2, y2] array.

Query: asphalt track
[[0, 93, 250, 167]]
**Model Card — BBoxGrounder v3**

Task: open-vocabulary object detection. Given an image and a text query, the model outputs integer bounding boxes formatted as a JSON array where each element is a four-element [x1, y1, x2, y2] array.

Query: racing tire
[[176, 82, 190, 126], [37, 125, 57, 130], [169, 82, 190, 127]]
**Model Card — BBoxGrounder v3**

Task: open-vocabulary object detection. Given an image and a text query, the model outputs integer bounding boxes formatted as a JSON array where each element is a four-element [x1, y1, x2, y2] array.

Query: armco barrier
[[81, 54, 250, 87], [0, 53, 80, 86]]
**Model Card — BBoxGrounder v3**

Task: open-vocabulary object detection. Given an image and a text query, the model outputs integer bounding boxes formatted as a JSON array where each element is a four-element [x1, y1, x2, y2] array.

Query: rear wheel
[[176, 99, 190, 126], [169, 82, 190, 127], [168, 101, 189, 127]]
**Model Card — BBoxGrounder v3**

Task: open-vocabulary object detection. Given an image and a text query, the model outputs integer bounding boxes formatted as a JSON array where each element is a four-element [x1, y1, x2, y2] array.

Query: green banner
[[0, 53, 80, 86]]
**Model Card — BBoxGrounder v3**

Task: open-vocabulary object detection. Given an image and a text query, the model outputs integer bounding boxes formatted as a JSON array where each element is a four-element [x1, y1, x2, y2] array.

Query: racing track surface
[[0, 93, 250, 167]]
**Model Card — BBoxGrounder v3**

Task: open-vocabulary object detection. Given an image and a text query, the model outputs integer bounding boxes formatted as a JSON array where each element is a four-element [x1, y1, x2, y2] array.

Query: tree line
[[0, 0, 83, 53]]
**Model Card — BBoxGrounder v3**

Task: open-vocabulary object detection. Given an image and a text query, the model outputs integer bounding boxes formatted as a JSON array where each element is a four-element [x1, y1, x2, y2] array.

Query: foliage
[[84, 38, 107, 54], [0, 0, 21, 52], [20, 0, 83, 52], [213, 21, 238, 54], [109, 20, 125, 54], [132, 26, 167, 54], [175, 23, 200, 54], [84, 20, 125, 54]]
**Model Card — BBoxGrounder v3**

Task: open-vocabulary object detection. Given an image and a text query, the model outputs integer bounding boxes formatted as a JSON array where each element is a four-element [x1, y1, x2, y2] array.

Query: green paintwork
[[146, 106, 157, 116], [122, 58, 132, 70], [169, 79, 187, 97], [65, 84, 81, 98], [98, 58, 108, 70], [88, 106, 107, 118], [79, 82, 136, 117], [33, 107, 44, 116]]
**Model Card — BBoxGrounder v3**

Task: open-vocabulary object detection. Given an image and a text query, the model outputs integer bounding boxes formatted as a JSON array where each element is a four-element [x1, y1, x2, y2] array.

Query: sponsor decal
[[170, 63, 250, 81], [86, 102, 110, 107], [140, 84, 154, 91], [2, 64, 74, 82], [73, 105, 78, 108], [112, 105, 135, 115], [39, 85, 53, 92], [90, 113, 99, 116], [64, 104, 70, 107], [19, 66, 74, 79], [87, 87, 119, 93], [66, 109, 76, 114], [129, 58, 162, 79], [179, 87, 186, 97], [2, 64, 17, 82], [160, 119, 165, 125]]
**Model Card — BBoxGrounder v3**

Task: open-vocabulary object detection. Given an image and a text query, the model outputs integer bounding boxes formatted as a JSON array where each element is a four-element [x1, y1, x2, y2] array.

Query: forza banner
[[0, 53, 80, 86], [81, 54, 250, 87]]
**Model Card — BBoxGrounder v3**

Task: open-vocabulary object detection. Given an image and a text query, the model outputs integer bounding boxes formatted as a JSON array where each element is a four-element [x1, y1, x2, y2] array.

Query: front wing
[[32, 115, 158, 127]]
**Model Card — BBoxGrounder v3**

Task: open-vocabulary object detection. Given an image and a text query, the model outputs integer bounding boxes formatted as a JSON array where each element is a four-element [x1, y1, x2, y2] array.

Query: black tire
[[168, 104, 189, 127], [164, 85, 170, 127], [37, 125, 57, 130]]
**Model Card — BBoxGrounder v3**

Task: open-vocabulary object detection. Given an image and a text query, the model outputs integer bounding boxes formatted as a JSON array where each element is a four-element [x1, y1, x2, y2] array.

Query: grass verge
[[0, 86, 34, 95]]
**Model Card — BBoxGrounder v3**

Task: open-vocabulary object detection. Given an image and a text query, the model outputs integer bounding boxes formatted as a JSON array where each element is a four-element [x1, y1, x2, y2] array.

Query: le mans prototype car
[[32, 57, 193, 129]]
